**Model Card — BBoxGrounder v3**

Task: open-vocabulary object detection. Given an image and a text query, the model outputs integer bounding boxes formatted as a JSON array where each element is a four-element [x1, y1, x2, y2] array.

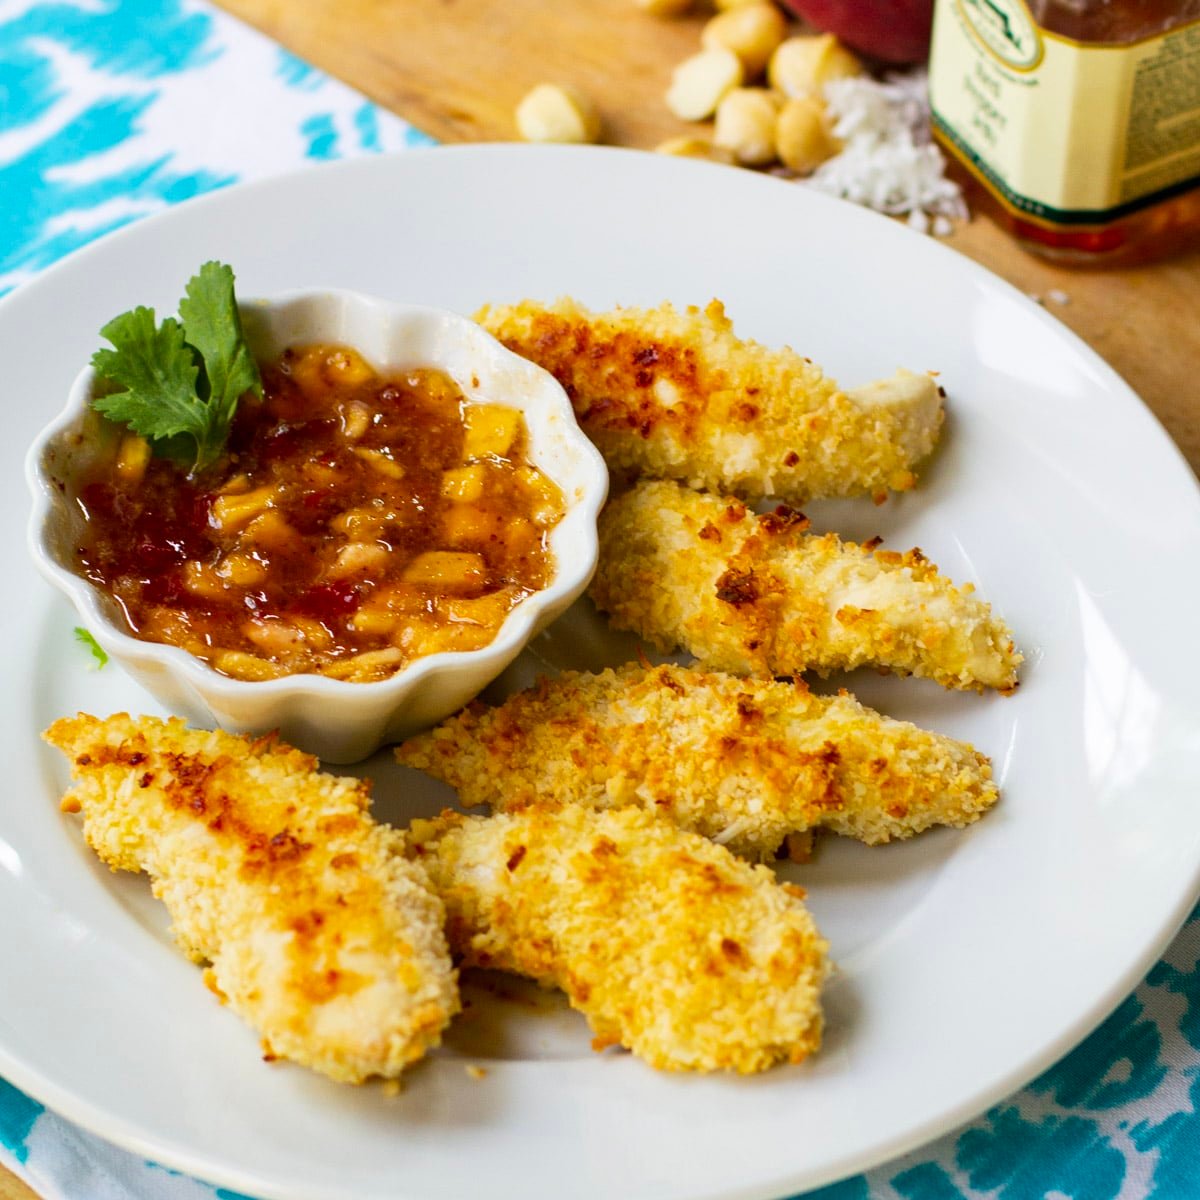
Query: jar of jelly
[[928, 0, 1200, 264]]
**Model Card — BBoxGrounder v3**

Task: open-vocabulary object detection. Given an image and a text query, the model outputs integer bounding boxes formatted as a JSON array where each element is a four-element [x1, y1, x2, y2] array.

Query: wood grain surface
[[2, 6, 1195, 1200], [0, 1166, 39, 1200]]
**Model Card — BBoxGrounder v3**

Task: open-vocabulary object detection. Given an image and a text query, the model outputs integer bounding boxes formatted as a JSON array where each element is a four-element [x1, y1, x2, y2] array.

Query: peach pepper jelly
[[929, 0, 1200, 264], [75, 346, 565, 683]]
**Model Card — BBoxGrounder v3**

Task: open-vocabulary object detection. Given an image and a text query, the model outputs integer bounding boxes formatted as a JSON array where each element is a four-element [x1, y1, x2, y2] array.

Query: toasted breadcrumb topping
[[408, 806, 829, 1073], [44, 713, 458, 1083], [476, 297, 943, 505], [396, 663, 999, 861], [592, 480, 1021, 692]]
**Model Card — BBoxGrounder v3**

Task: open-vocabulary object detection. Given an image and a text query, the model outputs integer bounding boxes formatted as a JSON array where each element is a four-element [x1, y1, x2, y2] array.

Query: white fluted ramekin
[[27, 291, 608, 762]]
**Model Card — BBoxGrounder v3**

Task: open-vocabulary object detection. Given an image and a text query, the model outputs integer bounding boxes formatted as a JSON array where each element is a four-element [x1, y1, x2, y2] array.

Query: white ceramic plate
[[3, 145, 1200, 1200]]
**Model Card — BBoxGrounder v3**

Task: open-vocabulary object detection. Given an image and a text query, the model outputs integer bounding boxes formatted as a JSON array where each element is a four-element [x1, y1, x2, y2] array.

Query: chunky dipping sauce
[[76, 345, 566, 682]]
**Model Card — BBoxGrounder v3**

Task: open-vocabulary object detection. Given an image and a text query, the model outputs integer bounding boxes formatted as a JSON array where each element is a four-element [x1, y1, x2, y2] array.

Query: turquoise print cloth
[[0, 0, 432, 299], [2, 2, 1198, 1197]]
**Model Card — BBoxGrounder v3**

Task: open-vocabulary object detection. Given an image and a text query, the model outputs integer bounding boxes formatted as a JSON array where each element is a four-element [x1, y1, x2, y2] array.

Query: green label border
[[932, 111, 1200, 225]]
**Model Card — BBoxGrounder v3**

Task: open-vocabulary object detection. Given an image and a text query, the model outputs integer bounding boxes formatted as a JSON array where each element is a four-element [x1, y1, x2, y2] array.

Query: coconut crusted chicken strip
[[396, 663, 998, 862], [592, 480, 1021, 692], [44, 714, 457, 1084], [475, 297, 943, 505], [407, 805, 829, 1073]]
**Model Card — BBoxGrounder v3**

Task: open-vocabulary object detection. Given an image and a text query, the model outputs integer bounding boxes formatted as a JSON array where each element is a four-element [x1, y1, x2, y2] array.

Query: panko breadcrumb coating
[[593, 480, 1021, 692], [475, 297, 943, 504], [396, 663, 999, 861], [407, 805, 829, 1073], [44, 713, 457, 1084]]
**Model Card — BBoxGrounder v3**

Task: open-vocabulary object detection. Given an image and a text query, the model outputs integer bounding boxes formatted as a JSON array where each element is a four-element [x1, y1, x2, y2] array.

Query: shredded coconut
[[803, 70, 968, 236]]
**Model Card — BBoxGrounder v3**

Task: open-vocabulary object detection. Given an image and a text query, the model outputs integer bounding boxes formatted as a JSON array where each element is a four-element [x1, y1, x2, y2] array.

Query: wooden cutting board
[[214, 0, 1200, 474], [0, 1169, 38, 1200]]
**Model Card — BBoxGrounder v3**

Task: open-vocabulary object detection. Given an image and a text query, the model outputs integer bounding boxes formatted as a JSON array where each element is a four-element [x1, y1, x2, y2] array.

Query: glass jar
[[928, 0, 1200, 264]]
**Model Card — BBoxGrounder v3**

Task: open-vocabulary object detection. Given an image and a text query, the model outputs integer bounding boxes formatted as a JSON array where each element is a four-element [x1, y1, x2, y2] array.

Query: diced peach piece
[[439, 587, 520, 628], [392, 619, 446, 657], [321, 647, 406, 681], [331, 503, 386, 542], [350, 607, 400, 637], [324, 348, 375, 386], [402, 551, 487, 594], [239, 510, 301, 553], [114, 435, 151, 487], [354, 447, 405, 480], [426, 624, 494, 654], [301, 462, 342, 489], [213, 649, 289, 681], [374, 583, 429, 614], [463, 404, 522, 460], [288, 346, 333, 397], [442, 505, 504, 546], [441, 465, 486, 503], [216, 473, 251, 495], [140, 608, 203, 655], [514, 465, 547, 493], [352, 581, 429, 634], [515, 466, 566, 527], [182, 561, 227, 600], [211, 485, 277, 533], [292, 617, 333, 650], [501, 517, 540, 559], [215, 553, 267, 587]]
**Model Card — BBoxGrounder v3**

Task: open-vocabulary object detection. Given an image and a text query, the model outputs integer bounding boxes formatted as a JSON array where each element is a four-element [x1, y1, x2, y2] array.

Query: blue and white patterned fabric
[[0, 0, 431, 299], [2, 2, 1198, 1196]]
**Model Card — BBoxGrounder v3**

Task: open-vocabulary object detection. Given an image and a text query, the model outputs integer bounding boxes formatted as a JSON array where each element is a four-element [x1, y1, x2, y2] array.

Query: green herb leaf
[[90, 262, 261, 473], [178, 261, 263, 459], [73, 626, 109, 669], [91, 309, 203, 461]]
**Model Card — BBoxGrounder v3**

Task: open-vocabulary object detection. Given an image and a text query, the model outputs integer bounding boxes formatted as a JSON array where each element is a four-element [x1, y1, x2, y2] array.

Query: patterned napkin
[[0, 0, 431, 299], [2, 2, 1198, 1197]]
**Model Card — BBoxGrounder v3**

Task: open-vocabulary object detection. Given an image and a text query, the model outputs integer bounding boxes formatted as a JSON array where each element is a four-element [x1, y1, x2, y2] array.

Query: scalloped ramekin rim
[[27, 291, 608, 759]]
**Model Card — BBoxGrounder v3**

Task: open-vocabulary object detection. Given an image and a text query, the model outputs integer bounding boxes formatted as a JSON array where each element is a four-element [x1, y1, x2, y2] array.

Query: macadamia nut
[[768, 34, 863, 99], [776, 95, 839, 174], [515, 83, 602, 144], [701, 3, 788, 80], [713, 88, 780, 166], [666, 48, 745, 120]]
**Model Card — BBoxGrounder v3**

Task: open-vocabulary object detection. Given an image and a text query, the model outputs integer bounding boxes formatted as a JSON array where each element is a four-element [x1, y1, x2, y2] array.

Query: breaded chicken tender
[[476, 297, 943, 504], [44, 714, 457, 1083], [407, 805, 829, 1073], [396, 663, 998, 861], [593, 480, 1021, 692]]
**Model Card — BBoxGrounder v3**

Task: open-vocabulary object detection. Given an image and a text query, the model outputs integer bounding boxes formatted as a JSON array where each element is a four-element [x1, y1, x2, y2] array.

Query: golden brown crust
[[475, 297, 943, 504], [44, 713, 458, 1083], [592, 480, 1022, 691], [396, 663, 999, 861], [407, 806, 829, 1073]]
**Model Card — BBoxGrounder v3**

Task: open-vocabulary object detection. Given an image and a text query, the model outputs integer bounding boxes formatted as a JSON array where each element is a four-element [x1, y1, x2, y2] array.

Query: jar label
[[929, 0, 1200, 224]]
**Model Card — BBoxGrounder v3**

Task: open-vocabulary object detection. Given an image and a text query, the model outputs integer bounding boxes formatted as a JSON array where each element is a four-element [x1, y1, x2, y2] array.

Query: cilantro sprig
[[91, 262, 262, 473]]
